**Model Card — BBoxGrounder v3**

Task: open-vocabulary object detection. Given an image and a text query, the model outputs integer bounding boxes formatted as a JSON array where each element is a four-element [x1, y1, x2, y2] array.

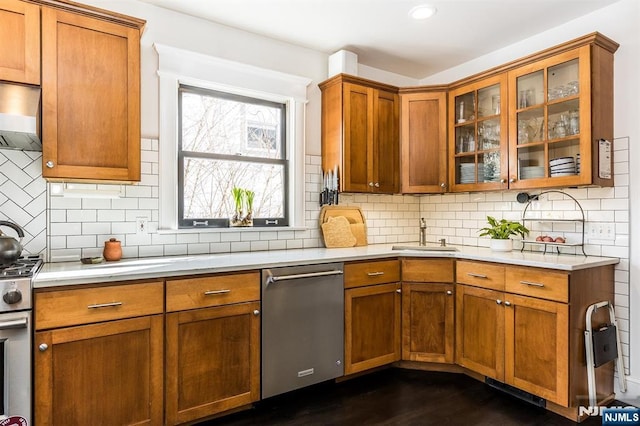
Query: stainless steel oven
[[0, 309, 31, 423], [0, 256, 42, 424]]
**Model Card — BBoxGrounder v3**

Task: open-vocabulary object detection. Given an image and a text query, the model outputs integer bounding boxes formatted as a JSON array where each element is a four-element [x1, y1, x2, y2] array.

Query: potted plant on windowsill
[[230, 187, 254, 227], [478, 216, 529, 252]]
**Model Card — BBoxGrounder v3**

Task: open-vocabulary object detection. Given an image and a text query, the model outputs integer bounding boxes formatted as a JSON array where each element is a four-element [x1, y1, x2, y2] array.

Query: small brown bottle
[[103, 238, 122, 261]]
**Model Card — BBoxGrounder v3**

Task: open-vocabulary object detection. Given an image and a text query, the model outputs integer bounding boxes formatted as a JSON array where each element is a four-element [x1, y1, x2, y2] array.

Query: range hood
[[0, 82, 42, 152]]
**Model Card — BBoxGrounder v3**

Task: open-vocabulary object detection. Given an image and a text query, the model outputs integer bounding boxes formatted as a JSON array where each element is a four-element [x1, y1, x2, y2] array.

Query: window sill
[[157, 226, 308, 235]]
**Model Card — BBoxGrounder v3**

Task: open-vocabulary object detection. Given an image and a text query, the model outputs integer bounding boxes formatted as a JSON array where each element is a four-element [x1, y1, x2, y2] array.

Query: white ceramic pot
[[490, 239, 513, 252]]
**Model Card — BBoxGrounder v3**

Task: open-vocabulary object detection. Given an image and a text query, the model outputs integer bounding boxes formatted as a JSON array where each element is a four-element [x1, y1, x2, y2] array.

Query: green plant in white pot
[[479, 216, 529, 252]]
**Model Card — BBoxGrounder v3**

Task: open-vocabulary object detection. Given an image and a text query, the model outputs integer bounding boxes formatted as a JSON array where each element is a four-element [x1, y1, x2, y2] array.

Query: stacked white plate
[[459, 163, 481, 184], [520, 166, 544, 179], [549, 156, 576, 177], [576, 154, 581, 173]]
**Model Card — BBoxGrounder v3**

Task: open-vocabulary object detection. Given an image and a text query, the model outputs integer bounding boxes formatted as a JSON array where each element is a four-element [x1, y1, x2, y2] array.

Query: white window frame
[[155, 43, 310, 231]]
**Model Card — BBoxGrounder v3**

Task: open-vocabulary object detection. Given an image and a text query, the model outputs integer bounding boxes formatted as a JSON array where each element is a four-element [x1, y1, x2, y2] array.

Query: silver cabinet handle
[[46, 161, 55, 168], [87, 302, 123, 309], [253, 310, 260, 316], [467, 273, 487, 279], [500, 178, 506, 184], [369, 182, 374, 187], [520, 280, 545, 288], [504, 301, 512, 307], [0, 318, 27, 330], [374, 182, 380, 188], [367, 271, 385, 277], [496, 299, 502, 305], [446, 290, 453, 296], [267, 270, 343, 284], [204, 289, 231, 296], [509, 178, 516, 183], [440, 182, 447, 188], [39, 343, 48, 352], [396, 288, 402, 294]]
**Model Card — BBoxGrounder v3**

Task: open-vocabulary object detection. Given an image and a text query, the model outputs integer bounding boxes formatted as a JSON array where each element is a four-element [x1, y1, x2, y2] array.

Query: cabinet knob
[[39, 343, 48, 352], [446, 290, 453, 296], [500, 178, 506, 184], [396, 288, 402, 294], [369, 182, 374, 187], [504, 301, 512, 307], [496, 299, 502, 305], [509, 178, 516, 183], [253, 309, 260, 316], [46, 161, 55, 169], [374, 182, 380, 188], [440, 182, 447, 189]]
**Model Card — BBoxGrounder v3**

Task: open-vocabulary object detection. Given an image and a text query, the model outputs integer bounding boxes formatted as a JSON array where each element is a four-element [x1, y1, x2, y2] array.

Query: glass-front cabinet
[[448, 74, 508, 192], [507, 47, 590, 189], [507, 38, 617, 189]]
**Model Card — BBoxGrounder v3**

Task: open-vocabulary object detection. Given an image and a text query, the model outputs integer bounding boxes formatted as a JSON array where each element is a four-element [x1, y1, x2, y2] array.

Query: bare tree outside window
[[178, 85, 288, 227]]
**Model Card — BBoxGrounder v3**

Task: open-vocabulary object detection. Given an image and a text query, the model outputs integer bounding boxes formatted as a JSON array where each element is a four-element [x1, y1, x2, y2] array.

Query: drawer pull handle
[[204, 289, 231, 296], [467, 273, 487, 279], [496, 299, 502, 305], [367, 272, 385, 277], [87, 302, 123, 309], [520, 280, 545, 288], [446, 290, 453, 296], [504, 301, 512, 307]]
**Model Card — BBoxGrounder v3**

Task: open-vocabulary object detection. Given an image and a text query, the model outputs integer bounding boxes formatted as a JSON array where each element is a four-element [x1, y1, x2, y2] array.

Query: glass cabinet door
[[449, 74, 507, 191], [509, 48, 589, 188]]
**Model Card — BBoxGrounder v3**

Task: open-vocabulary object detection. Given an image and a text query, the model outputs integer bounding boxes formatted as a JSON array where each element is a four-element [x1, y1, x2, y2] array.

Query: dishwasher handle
[[266, 269, 343, 285]]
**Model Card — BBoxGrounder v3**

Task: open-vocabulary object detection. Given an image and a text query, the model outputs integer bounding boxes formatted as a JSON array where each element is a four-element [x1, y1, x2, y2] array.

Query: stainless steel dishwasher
[[261, 263, 344, 398]]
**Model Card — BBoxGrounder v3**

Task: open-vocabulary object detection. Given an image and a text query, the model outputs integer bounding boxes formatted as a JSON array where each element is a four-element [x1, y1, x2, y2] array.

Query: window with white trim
[[154, 43, 310, 231], [178, 85, 288, 228]]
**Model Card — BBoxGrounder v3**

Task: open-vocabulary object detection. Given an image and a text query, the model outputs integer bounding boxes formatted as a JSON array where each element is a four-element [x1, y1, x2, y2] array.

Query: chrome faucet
[[439, 238, 447, 247], [419, 218, 427, 246]]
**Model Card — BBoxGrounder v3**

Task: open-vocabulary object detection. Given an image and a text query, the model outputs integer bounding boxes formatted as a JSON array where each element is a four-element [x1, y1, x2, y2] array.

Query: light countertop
[[33, 243, 620, 289]]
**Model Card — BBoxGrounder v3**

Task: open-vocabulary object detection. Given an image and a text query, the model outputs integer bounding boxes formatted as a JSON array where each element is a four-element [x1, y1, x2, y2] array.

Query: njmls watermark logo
[[578, 406, 640, 425]]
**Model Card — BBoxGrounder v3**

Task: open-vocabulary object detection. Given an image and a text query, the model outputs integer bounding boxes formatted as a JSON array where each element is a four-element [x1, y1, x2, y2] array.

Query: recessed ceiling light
[[409, 4, 437, 20]]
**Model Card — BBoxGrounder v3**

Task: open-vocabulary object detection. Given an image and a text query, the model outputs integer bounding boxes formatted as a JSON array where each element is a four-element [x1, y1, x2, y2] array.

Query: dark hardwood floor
[[199, 368, 615, 426]]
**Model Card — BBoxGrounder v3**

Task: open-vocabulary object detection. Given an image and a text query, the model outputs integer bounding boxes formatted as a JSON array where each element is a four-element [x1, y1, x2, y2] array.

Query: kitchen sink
[[391, 245, 458, 252]]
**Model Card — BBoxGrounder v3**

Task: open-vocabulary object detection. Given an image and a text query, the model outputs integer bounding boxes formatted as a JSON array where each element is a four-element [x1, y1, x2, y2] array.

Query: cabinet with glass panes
[[448, 74, 508, 192], [507, 36, 618, 189]]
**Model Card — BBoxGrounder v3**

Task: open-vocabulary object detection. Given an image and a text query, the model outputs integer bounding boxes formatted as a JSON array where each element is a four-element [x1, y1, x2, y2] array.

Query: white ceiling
[[139, 0, 620, 79]]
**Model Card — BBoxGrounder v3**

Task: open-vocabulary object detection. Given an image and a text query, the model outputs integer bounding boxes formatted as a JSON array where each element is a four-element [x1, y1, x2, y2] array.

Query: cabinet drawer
[[402, 258, 454, 283], [456, 261, 505, 291], [35, 281, 164, 330], [166, 271, 260, 312], [344, 259, 400, 288], [505, 267, 568, 303]]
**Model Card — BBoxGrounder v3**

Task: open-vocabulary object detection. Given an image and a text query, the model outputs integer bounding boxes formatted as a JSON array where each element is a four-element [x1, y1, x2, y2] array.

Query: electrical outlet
[[588, 222, 615, 241], [136, 217, 148, 236]]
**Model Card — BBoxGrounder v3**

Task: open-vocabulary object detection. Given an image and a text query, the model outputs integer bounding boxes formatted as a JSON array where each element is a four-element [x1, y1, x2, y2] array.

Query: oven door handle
[[0, 317, 28, 330]]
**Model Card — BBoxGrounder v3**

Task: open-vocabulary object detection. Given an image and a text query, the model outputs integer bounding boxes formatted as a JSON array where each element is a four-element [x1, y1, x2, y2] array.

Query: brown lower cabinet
[[164, 272, 261, 425], [345, 282, 401, 374], [344, 259, 401, 374], [34, 281, 165, 426], [455, 261, 614, 415], [33, 258, 615, 424], [165, 302, 260, 425], [401, 259, 455, 363]]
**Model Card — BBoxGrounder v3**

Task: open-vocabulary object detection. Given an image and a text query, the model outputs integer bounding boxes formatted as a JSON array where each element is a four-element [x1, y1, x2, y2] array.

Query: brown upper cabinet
[[507, 39, 617, 189], [320, 74, 399, 193], [41, 3, 145, 182], [448, 33, 617, 192], [320, 33, 617, 194], [400, 88, 448, 193], [0, 0, 40, 84], [448, 74, 509, 192]]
